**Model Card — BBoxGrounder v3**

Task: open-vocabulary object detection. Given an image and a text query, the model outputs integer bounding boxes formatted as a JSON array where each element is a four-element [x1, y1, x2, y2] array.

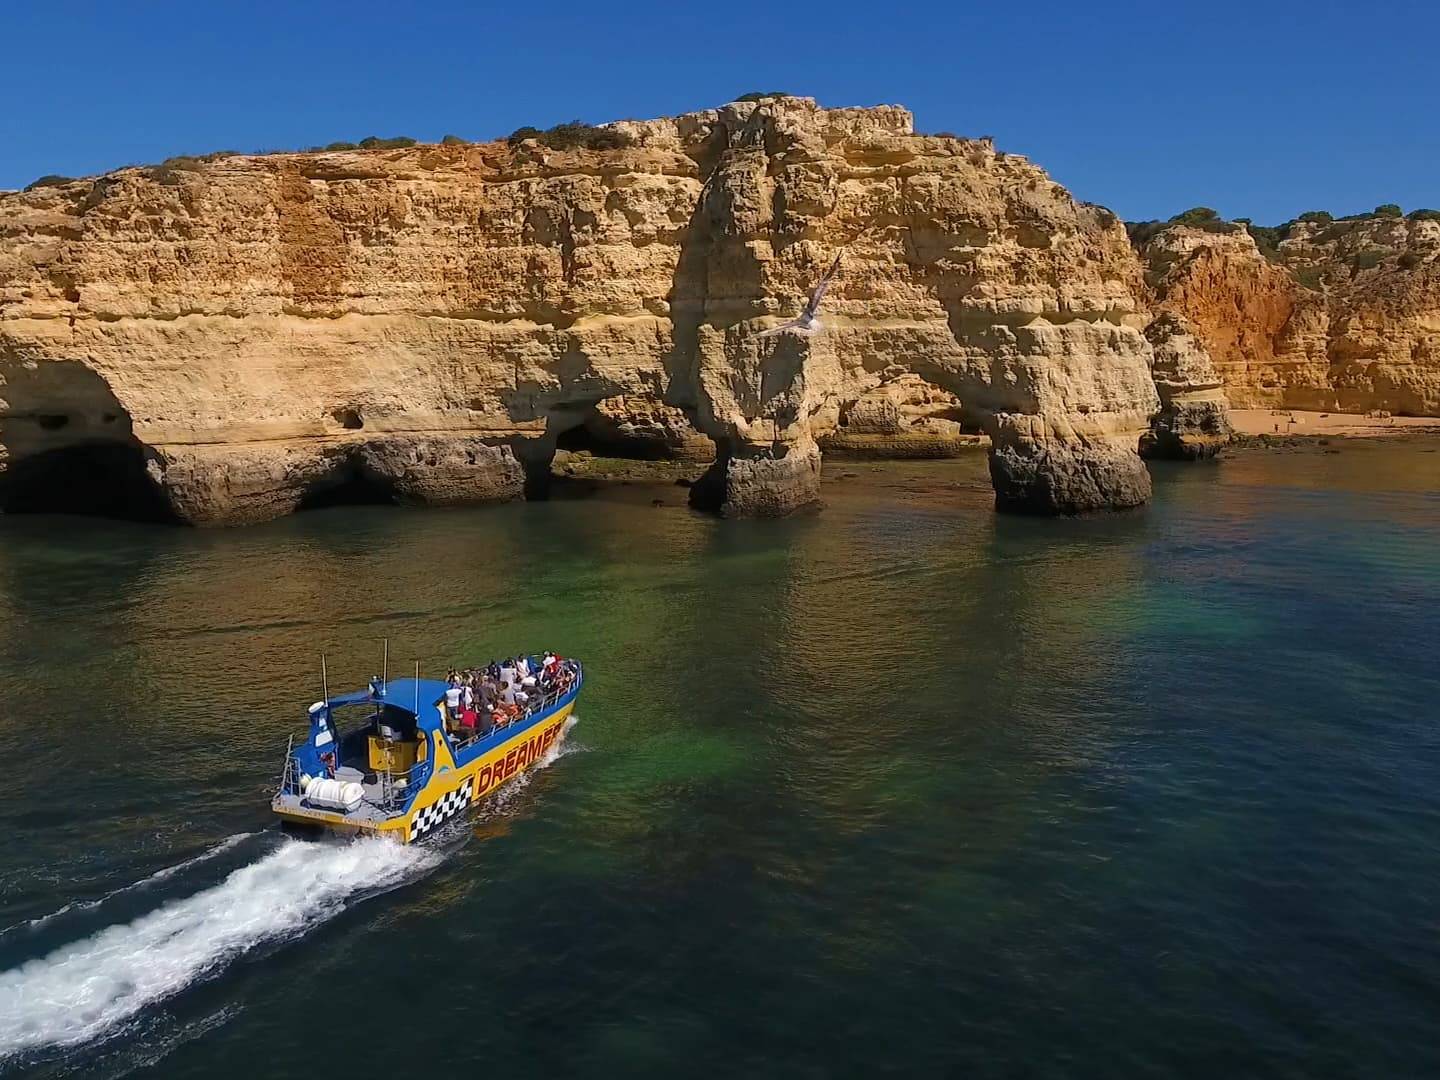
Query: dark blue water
[[1, 443, 1438, 1078]]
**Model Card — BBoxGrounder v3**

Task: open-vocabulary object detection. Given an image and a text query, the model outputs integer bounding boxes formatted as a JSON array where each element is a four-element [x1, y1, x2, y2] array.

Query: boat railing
[[449, 661, 581, 753], [276, 733, 298, 798]]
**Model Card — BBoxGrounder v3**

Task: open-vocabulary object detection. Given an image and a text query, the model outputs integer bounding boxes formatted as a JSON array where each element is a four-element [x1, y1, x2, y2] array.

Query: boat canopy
[[324, 676, 451, 729]]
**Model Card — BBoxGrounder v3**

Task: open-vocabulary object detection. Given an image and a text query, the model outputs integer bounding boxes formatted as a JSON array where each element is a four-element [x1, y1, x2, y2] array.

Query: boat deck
[[271, 790, 395, 825]]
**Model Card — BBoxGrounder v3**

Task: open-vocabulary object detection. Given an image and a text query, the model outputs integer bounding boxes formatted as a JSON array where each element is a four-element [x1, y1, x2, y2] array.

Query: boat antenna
[[414, 659, 420, 717], [321, 652, 330, 705], [383, 637, 389, 688]]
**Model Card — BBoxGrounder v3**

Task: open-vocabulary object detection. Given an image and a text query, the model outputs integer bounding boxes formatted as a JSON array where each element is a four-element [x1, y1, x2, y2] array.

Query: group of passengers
[[442, 652, 572, 740]]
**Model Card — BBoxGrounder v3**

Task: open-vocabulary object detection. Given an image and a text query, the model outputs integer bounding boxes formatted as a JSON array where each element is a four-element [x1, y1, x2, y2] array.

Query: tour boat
[[272, 656, 582, 843]]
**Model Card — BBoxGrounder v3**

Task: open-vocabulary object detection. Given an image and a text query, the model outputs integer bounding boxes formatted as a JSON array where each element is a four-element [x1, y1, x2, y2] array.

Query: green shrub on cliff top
[[147, 155, 207, 185], [1171, 206, 1221, 226], [1124, 219, 1168, 247], [1407, 208, 1440, 221], [357, 135, 417, 150], [1338, 203, 1403, 222], [506, 121, 631, 151], [1297, 210, 1333, 224], [440, 134, 468, 145], [24, 174, 74, 191], [735, 91, 789, 102]]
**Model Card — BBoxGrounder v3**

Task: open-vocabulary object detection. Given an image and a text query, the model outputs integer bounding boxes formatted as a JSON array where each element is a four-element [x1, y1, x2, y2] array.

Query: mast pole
[[383, 638, 389, 687], [321, 652, 330, 705]]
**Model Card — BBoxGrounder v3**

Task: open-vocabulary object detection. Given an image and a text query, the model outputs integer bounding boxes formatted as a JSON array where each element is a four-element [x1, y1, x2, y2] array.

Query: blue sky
[[2, 0, 1434, 223]]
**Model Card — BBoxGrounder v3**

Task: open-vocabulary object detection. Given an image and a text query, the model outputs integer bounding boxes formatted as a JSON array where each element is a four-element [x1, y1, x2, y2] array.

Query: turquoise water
[[1, 443, 1439, 1078]]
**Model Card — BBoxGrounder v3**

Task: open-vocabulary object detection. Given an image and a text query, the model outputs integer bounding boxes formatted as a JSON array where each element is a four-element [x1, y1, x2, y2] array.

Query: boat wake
[[6, 832, 255, 938], [0, 715, 583, 1067], [0, 836, 441, 1064]]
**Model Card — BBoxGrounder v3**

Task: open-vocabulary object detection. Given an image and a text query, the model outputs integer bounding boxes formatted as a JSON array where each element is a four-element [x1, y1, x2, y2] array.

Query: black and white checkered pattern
[[408, 778, 474, 842]]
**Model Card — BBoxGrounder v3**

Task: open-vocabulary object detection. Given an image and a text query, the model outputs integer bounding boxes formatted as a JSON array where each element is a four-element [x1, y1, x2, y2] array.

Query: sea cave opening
[[1, 441, 177, 522], [554, 420, 675, 461], [296, 463, 398, 512]]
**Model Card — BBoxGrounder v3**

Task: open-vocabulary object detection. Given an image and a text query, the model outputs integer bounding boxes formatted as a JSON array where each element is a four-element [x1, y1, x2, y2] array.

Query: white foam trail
[[13, 833, 256, 935], [0, 837, 439, 1060]]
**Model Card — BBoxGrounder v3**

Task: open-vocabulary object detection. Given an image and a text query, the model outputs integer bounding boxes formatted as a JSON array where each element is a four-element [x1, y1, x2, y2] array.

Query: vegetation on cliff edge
[[506, 121, 631, 151]]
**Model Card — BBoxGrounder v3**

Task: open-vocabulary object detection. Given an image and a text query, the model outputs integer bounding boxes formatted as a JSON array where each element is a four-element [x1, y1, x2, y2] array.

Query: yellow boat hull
[[274, 702, 575, 843]]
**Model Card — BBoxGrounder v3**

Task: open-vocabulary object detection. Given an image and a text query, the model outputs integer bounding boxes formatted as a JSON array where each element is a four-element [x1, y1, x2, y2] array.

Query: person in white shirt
[[500, 680, 517, 707], [444, 684, 463, 717]]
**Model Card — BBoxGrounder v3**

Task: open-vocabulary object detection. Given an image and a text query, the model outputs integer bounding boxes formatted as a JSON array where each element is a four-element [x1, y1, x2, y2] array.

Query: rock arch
[[1, 97, 1174, 526]]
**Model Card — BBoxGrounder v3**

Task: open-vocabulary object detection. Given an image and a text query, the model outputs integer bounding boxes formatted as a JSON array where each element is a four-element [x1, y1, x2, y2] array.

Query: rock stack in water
[[1140, 313, 1233, 459], [1, 96, 1163, 524]]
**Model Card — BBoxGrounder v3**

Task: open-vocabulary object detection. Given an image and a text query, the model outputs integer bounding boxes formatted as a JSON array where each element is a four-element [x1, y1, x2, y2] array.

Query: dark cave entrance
[[554, 421, 676, 461], [1, 441, 177, 522], [297, 463, 398, 512]]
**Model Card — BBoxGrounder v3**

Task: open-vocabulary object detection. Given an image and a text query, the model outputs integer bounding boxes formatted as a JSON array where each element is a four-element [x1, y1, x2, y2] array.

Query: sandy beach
[[1229, 409, 1440, 438]]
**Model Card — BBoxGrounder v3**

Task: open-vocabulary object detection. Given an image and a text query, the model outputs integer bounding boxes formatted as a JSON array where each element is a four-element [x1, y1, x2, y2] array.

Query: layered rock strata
[[1, 97, 1161, 524], [1138, 216, 1440, 415]]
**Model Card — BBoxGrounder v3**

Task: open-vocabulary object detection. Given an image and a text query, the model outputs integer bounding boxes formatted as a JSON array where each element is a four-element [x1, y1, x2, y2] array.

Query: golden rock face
[[1140, 219, 1440, 416], [2, 97, 1168, 523]]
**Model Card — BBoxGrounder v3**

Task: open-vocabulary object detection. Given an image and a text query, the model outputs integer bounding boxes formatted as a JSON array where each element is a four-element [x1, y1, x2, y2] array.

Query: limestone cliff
[[1, 97, 1160, 524], [1137, 214, 1440, 415]]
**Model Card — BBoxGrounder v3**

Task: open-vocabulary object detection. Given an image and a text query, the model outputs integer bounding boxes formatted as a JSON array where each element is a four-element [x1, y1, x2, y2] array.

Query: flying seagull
[[754, 250, 844, 338]]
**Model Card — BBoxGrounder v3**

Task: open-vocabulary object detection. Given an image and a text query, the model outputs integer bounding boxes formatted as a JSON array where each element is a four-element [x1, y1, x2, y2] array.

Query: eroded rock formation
[[1, 97, 1162, 524], [817, 372, 981, 458], [1138, 216, 1440, 414], [1139, 313, 1232, 460]]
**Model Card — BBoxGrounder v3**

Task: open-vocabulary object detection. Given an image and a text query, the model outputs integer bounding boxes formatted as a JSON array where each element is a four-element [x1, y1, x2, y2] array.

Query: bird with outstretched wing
[[754, 250, 845, 338]]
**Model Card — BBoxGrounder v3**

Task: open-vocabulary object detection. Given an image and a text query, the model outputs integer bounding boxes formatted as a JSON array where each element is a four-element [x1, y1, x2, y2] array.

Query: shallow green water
[[1, 443, 1439, 1078]]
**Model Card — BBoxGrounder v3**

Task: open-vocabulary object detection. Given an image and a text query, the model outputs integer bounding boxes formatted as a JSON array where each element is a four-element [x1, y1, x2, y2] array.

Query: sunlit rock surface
[[1138, 217, 1440, 416], [2, 97, 1160, 523]]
